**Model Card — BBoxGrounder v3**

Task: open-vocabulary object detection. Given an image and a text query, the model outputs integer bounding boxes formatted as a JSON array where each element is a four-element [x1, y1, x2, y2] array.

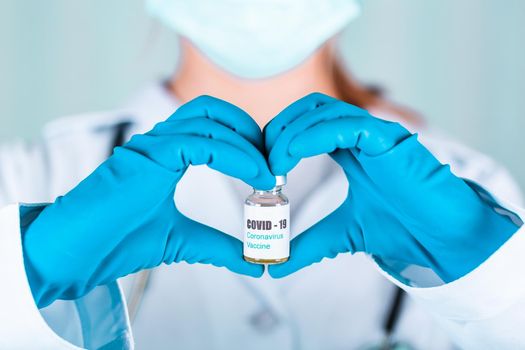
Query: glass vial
[[243, 175, 290, 264]]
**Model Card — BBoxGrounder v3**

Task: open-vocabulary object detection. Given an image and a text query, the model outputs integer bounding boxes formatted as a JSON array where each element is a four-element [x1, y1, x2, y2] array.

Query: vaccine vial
[[243, 175, 290, 264]]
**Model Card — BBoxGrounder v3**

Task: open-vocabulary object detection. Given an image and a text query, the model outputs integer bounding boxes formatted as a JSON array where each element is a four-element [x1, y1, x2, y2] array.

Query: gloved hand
[[23, 95, 275, 308], [265, 93, 518, 282]]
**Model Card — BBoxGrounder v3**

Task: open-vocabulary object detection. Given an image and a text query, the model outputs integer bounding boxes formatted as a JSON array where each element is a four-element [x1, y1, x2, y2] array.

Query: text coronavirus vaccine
[[243, 176, 290, 264]]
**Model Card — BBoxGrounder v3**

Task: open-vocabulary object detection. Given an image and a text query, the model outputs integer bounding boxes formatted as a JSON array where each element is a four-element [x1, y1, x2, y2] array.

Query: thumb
[[168, 216, 264, 278], [268, 203, 362, 278]]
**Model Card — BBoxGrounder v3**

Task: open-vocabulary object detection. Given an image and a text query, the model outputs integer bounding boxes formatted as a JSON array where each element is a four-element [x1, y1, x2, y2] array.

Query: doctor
[[1, 0, 525, 349]]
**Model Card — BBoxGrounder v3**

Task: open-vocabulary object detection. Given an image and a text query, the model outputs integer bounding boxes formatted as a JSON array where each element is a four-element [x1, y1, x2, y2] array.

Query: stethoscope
[[109, 120, 414, 350], [364, 287, 413, 350]]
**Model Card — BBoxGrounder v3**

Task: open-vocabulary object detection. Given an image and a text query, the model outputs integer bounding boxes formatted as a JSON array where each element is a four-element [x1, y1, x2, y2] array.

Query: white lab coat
[[1, 84, 525, 350]]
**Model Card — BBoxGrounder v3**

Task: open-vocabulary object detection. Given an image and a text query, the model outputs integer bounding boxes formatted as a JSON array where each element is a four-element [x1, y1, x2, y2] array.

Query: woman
[[1, 1, 524, 349]]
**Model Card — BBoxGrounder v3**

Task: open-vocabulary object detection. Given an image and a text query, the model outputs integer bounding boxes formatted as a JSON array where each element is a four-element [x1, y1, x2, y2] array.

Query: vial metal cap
[[275, 175, 287, 186]]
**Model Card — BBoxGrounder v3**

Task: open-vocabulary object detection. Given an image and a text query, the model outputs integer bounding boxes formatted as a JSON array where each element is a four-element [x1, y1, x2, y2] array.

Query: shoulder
[[0, 109, 133, 202], [40, 83, 176, 143], [418, 127, 523, 205], [39, 108, 135, 168], [42, 109, 133, 141], [40, 109, 135, 196]]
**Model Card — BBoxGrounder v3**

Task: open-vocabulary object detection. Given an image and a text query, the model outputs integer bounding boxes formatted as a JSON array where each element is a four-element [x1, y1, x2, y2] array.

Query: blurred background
[[0, 0, 524, 188]]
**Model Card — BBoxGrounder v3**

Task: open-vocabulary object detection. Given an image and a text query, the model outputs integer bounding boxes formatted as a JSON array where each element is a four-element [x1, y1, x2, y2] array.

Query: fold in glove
[[265, 93, 518, 282], [23, 96, 275, 308]]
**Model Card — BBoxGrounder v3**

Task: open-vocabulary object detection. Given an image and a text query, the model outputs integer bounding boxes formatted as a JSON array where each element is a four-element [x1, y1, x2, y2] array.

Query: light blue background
[[1, 1, 524, 188]]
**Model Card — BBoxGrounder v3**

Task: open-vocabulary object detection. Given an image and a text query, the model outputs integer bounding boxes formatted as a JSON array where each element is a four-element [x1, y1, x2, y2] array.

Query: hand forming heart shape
[[262, 93, 516, 283], [23, 93, 517, 308], [23, 95, 273, 308]]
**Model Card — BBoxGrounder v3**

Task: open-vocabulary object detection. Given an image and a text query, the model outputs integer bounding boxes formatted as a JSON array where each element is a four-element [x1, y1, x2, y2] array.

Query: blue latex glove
[[265, 93, 518, 282], [23, 95, 275, 308]]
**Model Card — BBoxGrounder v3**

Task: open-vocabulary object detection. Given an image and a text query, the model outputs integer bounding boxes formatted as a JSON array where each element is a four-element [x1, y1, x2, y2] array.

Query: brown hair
[[333, 60, 423, 126]]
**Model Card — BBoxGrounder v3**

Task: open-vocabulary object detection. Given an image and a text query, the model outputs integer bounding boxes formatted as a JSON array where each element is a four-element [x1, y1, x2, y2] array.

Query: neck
[[168, 39, 342, 128]]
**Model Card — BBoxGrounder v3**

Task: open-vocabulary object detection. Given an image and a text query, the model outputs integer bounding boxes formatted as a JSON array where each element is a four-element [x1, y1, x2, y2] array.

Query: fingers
[[288, 117, 410, 159], [268, 203, 363, 278], [267, 95, 410, 175], [125, 134, 274, 189], [166, 215, 264, 277], [149, 117, 265, 168], [169, 95, 264, 151], [125, 118, 275, 189], [267, 99, 371, 175], [264, 92, 338, 152]]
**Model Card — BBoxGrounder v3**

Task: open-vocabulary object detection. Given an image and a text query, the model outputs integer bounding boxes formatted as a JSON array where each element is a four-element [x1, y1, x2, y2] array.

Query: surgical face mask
[[146, 0, 361, 79]]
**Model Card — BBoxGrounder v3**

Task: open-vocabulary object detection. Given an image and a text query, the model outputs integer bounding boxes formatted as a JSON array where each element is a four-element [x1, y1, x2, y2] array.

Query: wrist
[[438, 205, 518, 283], [18, 204, 52, 307]]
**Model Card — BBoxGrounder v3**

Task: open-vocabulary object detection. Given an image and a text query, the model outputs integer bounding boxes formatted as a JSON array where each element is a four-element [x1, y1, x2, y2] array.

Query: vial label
[[243, 204, 290, 261]]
